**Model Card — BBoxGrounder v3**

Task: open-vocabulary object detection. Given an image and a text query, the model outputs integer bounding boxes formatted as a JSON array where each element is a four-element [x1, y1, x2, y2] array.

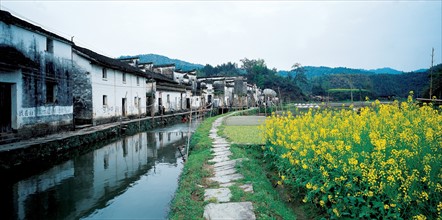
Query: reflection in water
[[0, 121, 199, 219]]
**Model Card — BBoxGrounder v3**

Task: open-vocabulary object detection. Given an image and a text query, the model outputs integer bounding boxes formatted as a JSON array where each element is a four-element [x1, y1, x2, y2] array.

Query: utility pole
[[429, 48, 434, 99]]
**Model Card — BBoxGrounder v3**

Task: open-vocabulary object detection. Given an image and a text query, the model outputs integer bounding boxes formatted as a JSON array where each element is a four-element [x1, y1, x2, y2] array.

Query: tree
[[291, 63, 308, 86]]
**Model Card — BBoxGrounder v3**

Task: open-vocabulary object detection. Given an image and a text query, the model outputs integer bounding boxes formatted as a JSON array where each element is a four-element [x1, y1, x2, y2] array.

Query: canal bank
[[0, 119, 202, 219], [0, 110, 216, 180], [169, 109, 299, 219]]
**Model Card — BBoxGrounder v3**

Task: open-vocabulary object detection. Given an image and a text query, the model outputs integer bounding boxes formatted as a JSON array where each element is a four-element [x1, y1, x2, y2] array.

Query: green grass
[[170, 109, 309, 219], [169, 115, 223, 220], [228, 144, 299, 219], [222, 125, 265, 145]]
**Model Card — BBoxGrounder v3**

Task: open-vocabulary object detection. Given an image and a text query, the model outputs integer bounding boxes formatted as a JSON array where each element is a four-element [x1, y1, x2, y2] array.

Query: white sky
[[1, 1, 441, 72]]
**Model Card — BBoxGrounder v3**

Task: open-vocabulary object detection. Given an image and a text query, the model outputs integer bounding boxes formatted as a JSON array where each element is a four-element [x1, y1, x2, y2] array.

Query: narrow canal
[[0, 119, 201, 219]]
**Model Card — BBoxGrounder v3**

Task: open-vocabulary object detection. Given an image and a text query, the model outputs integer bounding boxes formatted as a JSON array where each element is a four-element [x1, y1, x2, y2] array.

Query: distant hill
[[119, 54, 204, 71], [369, 67, 403, 74], [278, 66, 427, 79], [278, 66, 371, 79]]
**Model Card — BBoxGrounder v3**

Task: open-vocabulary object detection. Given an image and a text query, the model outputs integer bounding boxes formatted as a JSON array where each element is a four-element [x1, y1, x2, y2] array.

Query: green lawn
[[222, 125, 264, 145]]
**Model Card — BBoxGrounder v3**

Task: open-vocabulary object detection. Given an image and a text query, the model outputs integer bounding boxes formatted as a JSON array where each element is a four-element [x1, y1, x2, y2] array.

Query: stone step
[[209, 173, 243, 184], [212, 159, 241, 168], [214, 167, 237, 177], [211, 147, 230, 153], [212, 143, 230, 148], [203, 202, 256, 220], [208, 155, 231, 163], [213, 163, 236, 172], [212, 150, 232, 157], [204, 188, 231, 203]]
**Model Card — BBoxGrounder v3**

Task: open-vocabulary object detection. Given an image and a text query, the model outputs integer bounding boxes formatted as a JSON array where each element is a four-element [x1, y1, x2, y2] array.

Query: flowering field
[[262, 97, 442, 219]]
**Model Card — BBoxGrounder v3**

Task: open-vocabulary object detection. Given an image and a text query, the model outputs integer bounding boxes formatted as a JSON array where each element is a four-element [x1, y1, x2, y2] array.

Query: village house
[[247, 83, 260, 107], [174, 69, 200, 109], [198, 76, 238, 108], [138, 61, 190, 114], [0, 10, 79, 138], [72, 45, 150, 126]]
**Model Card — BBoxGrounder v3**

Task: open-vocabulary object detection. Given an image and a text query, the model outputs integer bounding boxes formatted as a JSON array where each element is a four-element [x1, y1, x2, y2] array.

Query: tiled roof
[[73, 45, 177, 84], [73, 45, 147, 76], [153, 63, 175, 68]]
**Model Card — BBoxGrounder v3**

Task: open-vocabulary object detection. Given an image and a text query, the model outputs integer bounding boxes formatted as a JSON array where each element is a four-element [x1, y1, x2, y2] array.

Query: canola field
[[262, 96, 442, 219]]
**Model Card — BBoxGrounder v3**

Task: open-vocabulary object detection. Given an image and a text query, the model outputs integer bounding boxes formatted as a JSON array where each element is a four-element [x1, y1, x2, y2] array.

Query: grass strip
[[222, 125, 264, 145], [169, 115, 223, 220], [228, 144, 298, 219]]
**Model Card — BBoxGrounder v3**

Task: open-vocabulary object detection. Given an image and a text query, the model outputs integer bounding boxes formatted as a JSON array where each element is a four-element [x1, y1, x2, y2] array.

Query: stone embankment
[[203, 116, 256, 220], [0, 111, 212, 175]]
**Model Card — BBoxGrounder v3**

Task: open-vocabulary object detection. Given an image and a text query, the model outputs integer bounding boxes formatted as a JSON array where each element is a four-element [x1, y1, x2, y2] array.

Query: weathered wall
[[0, 22, 76, 137], [72, 53, 93, 124]]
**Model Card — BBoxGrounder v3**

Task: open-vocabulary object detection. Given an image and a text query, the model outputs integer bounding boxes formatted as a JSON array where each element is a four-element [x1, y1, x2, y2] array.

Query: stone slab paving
[[212, 143, 230, 148], [212, 149, 231, 155], [209, 173, 244, 184], [203, 115, 256, 220], [213, 164, 236, 172], [208, 155, 232, 163], [203, 202, 256, 220], [204, 188, 232, 203], [240, 184, 254, 193], [214, 167, 238, 177], [212, 150, 232, 157]]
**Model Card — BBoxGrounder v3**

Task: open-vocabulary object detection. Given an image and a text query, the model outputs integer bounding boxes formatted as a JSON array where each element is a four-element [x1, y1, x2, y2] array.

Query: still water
[[0, 120, 200, 219]]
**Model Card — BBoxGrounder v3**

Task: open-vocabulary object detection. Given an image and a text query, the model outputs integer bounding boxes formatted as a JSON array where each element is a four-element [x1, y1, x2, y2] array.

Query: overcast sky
[[1, 1, 441, 72]]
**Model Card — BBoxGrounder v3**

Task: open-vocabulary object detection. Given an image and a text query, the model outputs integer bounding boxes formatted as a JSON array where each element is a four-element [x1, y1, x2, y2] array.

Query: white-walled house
[[155, 79, 188, 114], [72, 45, 149, 125], [0, 10, 78, 137]]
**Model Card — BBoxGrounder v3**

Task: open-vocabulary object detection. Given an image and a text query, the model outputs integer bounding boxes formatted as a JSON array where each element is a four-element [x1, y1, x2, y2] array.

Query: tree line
[[197, 58, 441, 101]]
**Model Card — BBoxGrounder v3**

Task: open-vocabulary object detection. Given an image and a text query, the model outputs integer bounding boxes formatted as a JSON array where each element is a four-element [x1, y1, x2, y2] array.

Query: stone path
[[203, 116, 256, 220]]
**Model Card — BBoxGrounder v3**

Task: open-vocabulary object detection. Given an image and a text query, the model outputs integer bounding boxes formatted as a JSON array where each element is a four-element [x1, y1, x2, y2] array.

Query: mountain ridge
[[120, 53, 428, 76]]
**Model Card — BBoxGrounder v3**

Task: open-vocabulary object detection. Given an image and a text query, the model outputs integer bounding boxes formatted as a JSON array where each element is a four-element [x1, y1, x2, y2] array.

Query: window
[[134, 97, 138, 107], [102, 68, 107, 79], [167, 94, 170, 104], [46, 82, 57, 103], [137, 76, 140, 85], [122, 73, 126, 83], [46, 38, 54, 53], [103, 95, 108, 106]]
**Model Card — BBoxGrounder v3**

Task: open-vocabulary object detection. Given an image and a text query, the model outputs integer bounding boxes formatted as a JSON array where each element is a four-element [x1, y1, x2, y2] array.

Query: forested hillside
[[198, 60, 438, 101], [120, 53, 438, 101]]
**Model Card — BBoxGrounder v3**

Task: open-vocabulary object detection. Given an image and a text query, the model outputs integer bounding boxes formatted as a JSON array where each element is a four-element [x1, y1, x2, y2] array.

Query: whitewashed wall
[[73, 53, 147, 123], [155, 90, 184, 113]]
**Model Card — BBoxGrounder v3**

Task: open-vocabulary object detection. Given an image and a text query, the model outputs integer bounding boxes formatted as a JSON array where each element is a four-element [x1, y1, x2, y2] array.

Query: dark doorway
[[122, 98, 127, 117], [186, 98, 190, 109], [0, 83, 12, 133], [208, 95, 212, 104]]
